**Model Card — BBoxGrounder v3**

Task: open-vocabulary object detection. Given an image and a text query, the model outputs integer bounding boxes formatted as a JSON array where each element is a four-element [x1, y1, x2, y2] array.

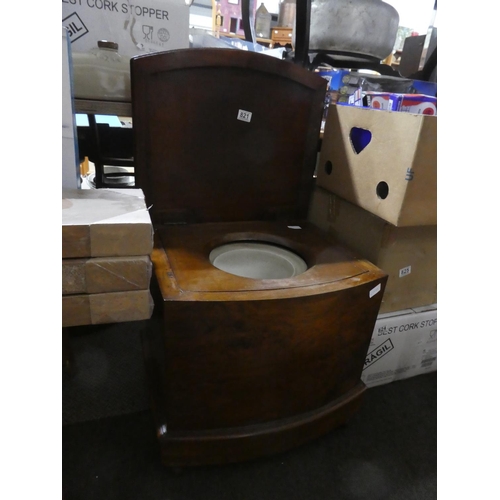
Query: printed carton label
[[62, 0, 189, 57], [361, 308, 437, 387]]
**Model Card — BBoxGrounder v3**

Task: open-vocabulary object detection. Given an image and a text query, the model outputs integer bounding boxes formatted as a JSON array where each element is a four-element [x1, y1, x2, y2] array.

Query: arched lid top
[[131, 48, 327, 225]]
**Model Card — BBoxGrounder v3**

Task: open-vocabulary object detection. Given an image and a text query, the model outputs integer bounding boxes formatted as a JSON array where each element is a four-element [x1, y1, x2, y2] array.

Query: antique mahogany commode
[[131, 48, 387, 466]]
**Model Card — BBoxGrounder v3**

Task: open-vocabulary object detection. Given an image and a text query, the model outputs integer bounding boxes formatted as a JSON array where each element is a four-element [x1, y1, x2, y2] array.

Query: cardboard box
[[363, 92, 402, 111], [317, 69, 359, 109], [62, 0, 189, 59], [341, 93, 437, 115], [62, 188, 154, 258], [399, 94, 437, 115], [62, 289, 154, 327], [317, 104, 437, 226], [62, 27, 80, 189], [62, 255, 152, 295], [361, 304, 437, 387], [308, 187, 436, 313]]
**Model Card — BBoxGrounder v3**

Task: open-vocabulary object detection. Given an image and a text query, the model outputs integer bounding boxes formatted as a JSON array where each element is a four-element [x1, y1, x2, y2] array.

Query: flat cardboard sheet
[[62, 188, 154, 258], [316, 104, 436, 227], [308, 187, 436, 313], [62, 289, 154, 327], [62, 255, 152, 295]]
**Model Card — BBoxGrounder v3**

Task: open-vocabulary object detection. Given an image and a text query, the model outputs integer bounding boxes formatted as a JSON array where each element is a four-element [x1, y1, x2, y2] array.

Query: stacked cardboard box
[[308, 187, 437, 314], [361, 304, 437, 387], [62, 189, 155, 327], [309, 104, 437, 382]]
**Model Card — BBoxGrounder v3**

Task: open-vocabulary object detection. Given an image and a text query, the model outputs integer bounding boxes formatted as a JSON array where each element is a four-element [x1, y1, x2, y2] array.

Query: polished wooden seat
[[156, 220, 373, 293]]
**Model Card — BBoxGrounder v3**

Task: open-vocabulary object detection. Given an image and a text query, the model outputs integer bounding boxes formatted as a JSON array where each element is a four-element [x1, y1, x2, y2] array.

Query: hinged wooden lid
[[131, 48, 326, 225]]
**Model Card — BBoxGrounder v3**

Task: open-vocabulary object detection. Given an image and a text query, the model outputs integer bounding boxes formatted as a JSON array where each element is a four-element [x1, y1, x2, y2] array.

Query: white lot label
[[237, 109, 252, 122], [399, 265, 412, 278], [369, 283, 381, 298]]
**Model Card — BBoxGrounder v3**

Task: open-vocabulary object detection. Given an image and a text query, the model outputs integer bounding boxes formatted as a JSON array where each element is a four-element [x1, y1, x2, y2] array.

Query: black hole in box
[[376, 181, 389, 199], [324, 161, 333, 175]]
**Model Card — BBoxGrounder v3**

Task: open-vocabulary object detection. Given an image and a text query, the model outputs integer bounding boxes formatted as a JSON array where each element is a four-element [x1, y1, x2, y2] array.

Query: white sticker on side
[[369, 283, 381, 298], [399, 265, 412, 278], [237, 109, 252, 122]]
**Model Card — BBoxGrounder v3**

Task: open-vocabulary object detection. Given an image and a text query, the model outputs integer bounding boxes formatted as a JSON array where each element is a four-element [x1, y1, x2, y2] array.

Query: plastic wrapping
[[189, 31, 285, 59], [71, 41, 131, 101], [62, 188, 154, 259]]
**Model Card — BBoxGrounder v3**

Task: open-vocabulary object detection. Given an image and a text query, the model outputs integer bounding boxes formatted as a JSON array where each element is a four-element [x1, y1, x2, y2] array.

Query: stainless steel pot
[[242, 0, 399, 65], [278, 0, 297, 28], [306, 0, 399, 61]]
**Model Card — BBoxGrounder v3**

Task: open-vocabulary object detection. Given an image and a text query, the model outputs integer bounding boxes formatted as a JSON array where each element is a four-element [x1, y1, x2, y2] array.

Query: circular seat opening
[[209, 242, 308, 279]]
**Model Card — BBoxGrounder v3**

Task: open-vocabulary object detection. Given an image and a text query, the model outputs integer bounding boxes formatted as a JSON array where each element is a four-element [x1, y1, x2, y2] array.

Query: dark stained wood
[[157, 384, 366, 466], [131, 48, 327, 225], [161, 280, 384, 431], [131, 48, 387, 466], [143, 260, 374, 467], [144, 225, 387, 465]]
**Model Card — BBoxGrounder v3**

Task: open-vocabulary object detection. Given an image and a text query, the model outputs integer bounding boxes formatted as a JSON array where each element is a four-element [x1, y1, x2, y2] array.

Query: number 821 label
[[237, 109, 252, 122]]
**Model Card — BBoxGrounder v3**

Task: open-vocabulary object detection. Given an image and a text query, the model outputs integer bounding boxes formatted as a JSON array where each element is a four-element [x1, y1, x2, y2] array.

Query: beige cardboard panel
[[398, 116, 438, 226], [317, 105, 415, 221], [308, 186, 387, 263], [308, 187, 436, 313], [62, 259, 87, 295], [62, 295, 91, 328], [89, 290, 154, 325], [62, 256, 153, 295], [90, 223, 154, 257], [376, 226, 437, 313], [62, 189, 154, 258], [62, 290, 154, 327], [317, 105, 436, 227], [62, 225, 91, 259], [86, 256, 152, 293]]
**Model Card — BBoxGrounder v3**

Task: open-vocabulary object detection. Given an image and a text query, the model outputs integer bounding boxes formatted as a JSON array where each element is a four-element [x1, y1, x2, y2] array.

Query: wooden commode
[[131, 48, 387, 466]]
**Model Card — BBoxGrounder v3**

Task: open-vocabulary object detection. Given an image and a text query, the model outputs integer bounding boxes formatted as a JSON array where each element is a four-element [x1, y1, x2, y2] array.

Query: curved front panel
[[142, 231, 386, 466], [160, 279, 384, 432]]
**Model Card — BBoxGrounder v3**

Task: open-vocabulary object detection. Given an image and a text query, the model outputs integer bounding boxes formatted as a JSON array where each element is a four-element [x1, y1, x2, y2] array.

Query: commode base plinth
[[155, 382, 365, 467], [141, 223, 387, 467]]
